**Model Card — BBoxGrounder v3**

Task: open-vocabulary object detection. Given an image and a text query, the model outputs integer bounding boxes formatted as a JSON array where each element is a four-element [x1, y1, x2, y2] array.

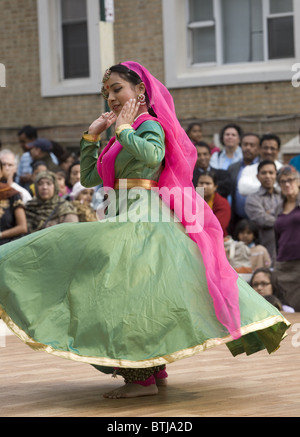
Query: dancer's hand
[[115, 99, 140, 129], [88, 112, 117, 135]]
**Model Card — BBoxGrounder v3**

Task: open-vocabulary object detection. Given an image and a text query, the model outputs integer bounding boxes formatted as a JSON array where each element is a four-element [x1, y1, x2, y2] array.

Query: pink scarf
[[97, 62, 241, 339]]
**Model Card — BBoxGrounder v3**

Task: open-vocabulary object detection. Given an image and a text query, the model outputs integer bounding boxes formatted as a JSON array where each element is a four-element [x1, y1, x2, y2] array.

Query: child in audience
[[233, 219, 271, 271], [55, 170, 71, 198]]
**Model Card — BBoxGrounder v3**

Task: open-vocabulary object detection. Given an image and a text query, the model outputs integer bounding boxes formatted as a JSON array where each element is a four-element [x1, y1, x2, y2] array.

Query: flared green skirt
[[0, 192, 290, 370]]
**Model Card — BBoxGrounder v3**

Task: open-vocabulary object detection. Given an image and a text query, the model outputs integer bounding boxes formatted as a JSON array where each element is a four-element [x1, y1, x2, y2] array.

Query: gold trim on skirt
[[0, 306, 290, 369], [114, 178, 158, 190]]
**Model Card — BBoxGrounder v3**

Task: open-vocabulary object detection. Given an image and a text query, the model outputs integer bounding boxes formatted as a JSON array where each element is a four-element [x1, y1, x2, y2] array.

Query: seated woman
[[29, 160, 48, 197], [197, 170, 231, 236], [25, 171, 79, 233], [0, 161, 27, 245], [249, 267, 294, 313]]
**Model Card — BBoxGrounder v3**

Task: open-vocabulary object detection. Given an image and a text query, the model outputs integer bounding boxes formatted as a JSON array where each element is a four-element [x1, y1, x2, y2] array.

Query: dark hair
[[59, 150, 76, 165], [31, 160, 48, 171], [66, 160, 80, 188], [260, 133, 281, 149], [219, 123, 243, 146], [194, 141, 211, 153], [186, 122, 202, 136], [51, 141, 66, 160], [250, 267, 272, 288], [257, 159, 277, 173], [198, 170, 218, 186], [102, 64, 156, 117], [264, 295, 283, 311], [18, 125, 37, 140], [233, 219, 259, 244], [55, 169, 67, 179], [240, 133, 260, 143]]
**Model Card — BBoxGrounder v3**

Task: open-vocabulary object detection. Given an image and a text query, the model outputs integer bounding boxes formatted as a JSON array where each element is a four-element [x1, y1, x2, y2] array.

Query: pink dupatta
[[97, 62, 241, 339]]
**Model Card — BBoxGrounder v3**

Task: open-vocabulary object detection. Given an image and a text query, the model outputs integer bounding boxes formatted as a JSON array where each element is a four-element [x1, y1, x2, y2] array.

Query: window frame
[[37, 0, 102, 97], [162, 0, 300, 88]]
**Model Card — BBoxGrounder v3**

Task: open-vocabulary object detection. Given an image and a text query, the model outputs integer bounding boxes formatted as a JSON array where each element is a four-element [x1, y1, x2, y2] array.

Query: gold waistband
[[114, 178, 158, 190]]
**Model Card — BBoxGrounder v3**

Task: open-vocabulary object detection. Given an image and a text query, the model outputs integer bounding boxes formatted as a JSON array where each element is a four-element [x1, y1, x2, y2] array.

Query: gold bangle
[[115, 124, 133, 137], [82, 133, 101, 143]]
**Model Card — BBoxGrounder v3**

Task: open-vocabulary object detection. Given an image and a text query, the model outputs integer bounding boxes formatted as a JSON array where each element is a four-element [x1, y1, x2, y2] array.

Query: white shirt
[[238, 160, 283, 196]]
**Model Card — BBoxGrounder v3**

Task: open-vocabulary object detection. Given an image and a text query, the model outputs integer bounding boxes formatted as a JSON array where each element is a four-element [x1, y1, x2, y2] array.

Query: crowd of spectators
[[0, 125, 99, 243], [188, 122, 300, 313], [0, 123, 299, 313]]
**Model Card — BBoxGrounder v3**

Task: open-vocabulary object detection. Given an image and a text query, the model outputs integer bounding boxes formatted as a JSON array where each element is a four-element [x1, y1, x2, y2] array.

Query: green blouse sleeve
[[117, 120, 165, 168], [80, 135, 103, 188]]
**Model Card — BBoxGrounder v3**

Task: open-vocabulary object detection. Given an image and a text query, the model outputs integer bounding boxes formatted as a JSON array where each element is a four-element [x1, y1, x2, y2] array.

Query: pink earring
[[137, 94, 147, 105]]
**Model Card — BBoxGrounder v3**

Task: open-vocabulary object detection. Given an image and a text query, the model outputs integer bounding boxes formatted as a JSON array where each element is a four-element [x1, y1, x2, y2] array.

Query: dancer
[[0, 63, 290, 399]]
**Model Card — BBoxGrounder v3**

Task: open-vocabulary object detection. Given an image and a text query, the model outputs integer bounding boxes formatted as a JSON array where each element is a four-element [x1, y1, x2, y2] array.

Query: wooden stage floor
[[0, 312, 299, 418]]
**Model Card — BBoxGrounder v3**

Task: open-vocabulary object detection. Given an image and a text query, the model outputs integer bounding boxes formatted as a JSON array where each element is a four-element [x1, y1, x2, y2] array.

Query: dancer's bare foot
[[103, 383, 158, 399]]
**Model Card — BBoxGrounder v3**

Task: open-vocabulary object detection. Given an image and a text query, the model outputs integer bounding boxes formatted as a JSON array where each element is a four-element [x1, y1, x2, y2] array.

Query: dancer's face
[[104, 73, 145, 115]]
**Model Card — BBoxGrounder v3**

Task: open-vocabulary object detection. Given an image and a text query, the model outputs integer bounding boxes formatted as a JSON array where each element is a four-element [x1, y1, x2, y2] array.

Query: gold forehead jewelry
[[102, 68, 111, 83]]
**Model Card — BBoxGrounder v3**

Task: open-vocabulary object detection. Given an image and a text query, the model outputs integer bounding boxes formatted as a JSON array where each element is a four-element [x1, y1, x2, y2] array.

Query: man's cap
[[27, 138, 53, 152]]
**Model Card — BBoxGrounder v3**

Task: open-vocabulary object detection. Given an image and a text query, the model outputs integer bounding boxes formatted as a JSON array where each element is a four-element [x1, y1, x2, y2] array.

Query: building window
[[267, 0, 294, 59], [37, 0, 102, 97], [187, 0, 294, 66], [60, 0, 90, 79], [162, 0, 299, 87]]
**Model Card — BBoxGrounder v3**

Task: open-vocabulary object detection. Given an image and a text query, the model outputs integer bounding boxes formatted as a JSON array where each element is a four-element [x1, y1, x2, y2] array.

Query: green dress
[[0, 121, 290, 372]]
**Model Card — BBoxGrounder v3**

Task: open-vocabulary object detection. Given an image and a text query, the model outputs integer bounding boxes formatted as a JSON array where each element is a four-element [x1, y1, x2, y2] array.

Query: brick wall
[[0, 0, 299, 161]]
